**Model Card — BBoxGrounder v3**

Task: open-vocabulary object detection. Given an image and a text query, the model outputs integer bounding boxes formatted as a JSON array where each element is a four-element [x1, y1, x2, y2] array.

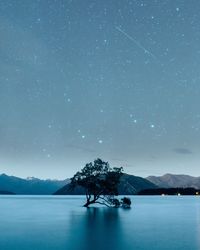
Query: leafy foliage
[[121, 197, 131, 208], [70, 158, 123, 207]]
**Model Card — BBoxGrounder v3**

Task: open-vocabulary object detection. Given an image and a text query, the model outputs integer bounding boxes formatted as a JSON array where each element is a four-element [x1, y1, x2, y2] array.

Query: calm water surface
[[0, 196, 199, 250]]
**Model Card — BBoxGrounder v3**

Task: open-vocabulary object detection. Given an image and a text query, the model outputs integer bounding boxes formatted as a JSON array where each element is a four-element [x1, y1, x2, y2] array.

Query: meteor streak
[[116, 26, 158, 61]]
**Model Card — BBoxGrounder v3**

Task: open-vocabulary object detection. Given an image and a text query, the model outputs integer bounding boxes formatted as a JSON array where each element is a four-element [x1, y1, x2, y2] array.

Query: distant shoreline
[[138, 188, 200, 195], [2, 187, 200, 196]]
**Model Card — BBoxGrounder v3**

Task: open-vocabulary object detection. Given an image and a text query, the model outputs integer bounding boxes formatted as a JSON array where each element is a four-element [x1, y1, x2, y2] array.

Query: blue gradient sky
[[0, 0, 200, 179]]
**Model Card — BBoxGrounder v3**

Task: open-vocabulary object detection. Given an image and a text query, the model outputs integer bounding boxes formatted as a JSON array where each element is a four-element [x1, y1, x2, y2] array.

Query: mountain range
[[0, 173, 156, 195], [0, 174, 69, 194], [147, 174, 200, 189], [1, 173, 200, 195]]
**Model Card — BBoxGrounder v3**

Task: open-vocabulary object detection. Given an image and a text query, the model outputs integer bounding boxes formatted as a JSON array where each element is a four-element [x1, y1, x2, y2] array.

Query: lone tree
[[70, 158, 123, 207]]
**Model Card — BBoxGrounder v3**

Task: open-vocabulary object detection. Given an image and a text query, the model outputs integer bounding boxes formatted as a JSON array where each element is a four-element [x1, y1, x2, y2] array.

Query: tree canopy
[[70, 158, 123, 207]]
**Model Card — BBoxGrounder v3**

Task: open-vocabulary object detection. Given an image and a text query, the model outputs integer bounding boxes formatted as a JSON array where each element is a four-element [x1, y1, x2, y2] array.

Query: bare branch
[[95, 201, 111, 207]]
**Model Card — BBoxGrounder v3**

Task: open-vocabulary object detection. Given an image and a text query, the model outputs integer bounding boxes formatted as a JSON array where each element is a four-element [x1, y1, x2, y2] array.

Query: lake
[[0, 196, 199, 250]]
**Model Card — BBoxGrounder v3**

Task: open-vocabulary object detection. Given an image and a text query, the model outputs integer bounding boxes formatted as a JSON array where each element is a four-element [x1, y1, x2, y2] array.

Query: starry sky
[[1, 0, 200, 179]]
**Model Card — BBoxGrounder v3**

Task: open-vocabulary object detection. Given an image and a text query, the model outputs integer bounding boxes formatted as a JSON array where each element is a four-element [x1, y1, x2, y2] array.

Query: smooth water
[[0, 196, 199, 250]]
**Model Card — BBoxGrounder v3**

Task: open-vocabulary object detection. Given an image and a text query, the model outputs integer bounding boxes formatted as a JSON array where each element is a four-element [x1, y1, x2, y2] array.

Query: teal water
[[0, 196, 199, 250]]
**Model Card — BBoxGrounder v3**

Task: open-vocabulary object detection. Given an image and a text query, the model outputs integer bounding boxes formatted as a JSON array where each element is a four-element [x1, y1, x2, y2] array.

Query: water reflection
[[67, 207, 126, 250], [1, 196, 199, 250]]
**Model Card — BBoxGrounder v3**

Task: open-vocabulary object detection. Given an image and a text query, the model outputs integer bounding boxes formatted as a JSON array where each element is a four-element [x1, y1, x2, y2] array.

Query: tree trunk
[[83, 199, 95, 207]]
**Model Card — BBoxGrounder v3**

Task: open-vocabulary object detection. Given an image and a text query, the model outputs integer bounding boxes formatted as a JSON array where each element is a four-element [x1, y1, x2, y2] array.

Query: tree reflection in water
[[67, 207, 128, 250]]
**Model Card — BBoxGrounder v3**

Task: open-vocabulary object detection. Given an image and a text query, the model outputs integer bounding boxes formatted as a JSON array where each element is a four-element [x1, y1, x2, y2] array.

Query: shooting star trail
[[116, 26, 159, 62]]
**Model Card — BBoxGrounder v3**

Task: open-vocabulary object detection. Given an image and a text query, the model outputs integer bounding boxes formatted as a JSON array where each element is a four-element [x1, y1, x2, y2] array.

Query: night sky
[[1, 0, 200, 179]]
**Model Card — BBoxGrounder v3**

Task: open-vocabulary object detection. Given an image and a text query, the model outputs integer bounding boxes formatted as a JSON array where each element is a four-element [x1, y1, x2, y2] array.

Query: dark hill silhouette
[[0, 190, 15, 195], [54, 173, 157, 195]]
